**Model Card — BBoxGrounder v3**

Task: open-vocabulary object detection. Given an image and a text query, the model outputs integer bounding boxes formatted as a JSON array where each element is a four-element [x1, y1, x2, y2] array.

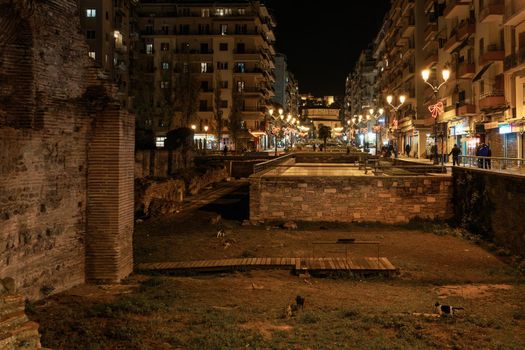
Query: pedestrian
[[405, 143, 411, 157], [476, 143, 483, 168], [392, 142, 398, 158], [223, 144, 228, 156], [448, 143, 461, 166], [478, 143, 489, 169]]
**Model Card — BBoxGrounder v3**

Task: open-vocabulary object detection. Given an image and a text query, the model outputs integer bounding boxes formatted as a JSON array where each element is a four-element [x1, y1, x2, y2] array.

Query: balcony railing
[[479, 2, 504, 23], [479, 91, 505, 110], [479, 44, 505, 64]]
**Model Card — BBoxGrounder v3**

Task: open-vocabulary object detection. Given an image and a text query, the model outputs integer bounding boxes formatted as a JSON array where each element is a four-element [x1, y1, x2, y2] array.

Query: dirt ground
[[29, 184, 525, 349]]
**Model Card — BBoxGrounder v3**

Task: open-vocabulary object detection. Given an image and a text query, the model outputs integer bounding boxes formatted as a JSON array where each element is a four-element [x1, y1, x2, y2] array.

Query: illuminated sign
[[499, 124, 512, 134]]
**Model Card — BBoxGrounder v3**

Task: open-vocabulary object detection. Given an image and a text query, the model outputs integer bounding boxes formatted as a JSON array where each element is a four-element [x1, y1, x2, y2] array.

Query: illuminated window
[[237, 81, 245, 92], [162, 62, 169, 70], [202, 8, 210, 17], [220, 24, 228, 35], [160, 42, 169, 51], [238, 8, 245, 15], [86, 9, 96, 17], [201, 62, 211, 73], [146, 43, 153, 54], [88, 51, 96, 59], [160, 81, 169, 89], [156, 137, 166, 148]]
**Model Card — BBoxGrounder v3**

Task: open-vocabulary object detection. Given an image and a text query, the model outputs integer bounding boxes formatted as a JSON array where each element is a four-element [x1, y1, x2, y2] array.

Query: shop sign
[[499, 124, 512, 134], [453, 124, 467, 135], [484, 121, 499, 129]]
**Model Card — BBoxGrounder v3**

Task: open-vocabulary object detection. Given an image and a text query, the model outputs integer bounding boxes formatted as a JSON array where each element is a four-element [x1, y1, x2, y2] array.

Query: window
[[161, 81, 169, 89], [238, 8, 245, 15], [220, 100, 228, 108], [199, 100, 208, 111], [162, 62, 169, 70], [219, 81, 228, 89], [179, 24, 190, 34], [236, 62, 245, 72], [237, 81, 245, 92], [155, 137, 166, 148], [201, 62, 211, 73], [88, 51, 96, 59], [198, 24, 210, 34], [219, 43, 228, 51], [160, 42, 169, 51], [161, 26, 169, 34], [202, 8, 210, 17], [217, 62, 228, 70], [480, 80, 485, 95], [146, 43, 153, 54], [200, 43, 209, 53], [220, 24, 228, 35], [201, 81, 209, 91], [145, 26, 153, 34], [86, 9, 96, 17], [236, 43, 245, 53], [86, 30, 95, 39], [235, 24, 247, 34]]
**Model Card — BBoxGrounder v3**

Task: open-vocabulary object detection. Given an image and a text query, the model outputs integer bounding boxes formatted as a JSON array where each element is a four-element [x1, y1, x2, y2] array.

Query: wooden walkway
[[137, 257, 396, 276]]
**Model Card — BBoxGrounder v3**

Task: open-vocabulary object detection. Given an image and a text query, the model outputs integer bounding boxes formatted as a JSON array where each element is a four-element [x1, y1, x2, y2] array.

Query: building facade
[[134, 0, 276, 151]]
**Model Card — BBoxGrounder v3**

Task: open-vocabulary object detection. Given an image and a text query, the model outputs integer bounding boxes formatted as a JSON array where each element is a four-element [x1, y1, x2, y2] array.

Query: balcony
[[479, 2, 504, 23], [443, 21, 475, 52], [458, 62, 475, 78], [479, 91, 506, 111], [443, 0, 472, 19], [400, 16, 415, 37], [233, 51, 260, 61], [457, 103, 476, 115], [504, 0, 525, 25], [423, 52, 438, 68], [504, 53, 518, 71], [479, 45, 504, 65], [424, 22, 438, 41]]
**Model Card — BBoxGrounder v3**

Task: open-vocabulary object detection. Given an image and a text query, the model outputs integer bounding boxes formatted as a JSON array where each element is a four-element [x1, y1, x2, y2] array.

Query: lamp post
[[421, 68, 450, 165], [204, 125, 209, 153], [275, 108, 284, 156], [385, 95, 406, 155], [267, 108, 274, 152], [191, 124, 196, 149], [367, 108, 385, 155]]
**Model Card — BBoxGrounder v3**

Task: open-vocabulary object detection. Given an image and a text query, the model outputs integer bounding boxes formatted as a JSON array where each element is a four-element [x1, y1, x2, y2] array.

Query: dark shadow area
[[199, 183, 250, 221]]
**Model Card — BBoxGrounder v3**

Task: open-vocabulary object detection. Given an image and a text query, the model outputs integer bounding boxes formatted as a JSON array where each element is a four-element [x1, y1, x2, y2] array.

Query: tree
[[213, 72, 224, 150], [227, 92, 243, 151], [173, 53, 200, 127], [318, 124, 331, 150]]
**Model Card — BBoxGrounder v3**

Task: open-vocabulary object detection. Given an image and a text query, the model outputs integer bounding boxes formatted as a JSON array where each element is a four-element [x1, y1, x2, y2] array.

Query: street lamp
[[267, 108, 274, 151], [204, 125, 209, 152], [421, 68, 450, 165], [191, 124, 196, 149], [368, 108, 385, 155], [385, 95, 406, 152]]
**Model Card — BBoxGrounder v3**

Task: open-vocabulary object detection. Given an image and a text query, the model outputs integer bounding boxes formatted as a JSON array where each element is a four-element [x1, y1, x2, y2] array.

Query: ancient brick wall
[[0, 0, 134, 297], [453, 168, 525, 256], [250, 175, 453, 224]]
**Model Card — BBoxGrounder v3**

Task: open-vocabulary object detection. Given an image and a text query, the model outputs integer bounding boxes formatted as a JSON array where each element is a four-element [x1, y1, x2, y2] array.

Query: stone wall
[[294, 152, 366, 164], [250, 175, 453, 224], [453, 168, 525, 256], [135, 149, 193, 178], [0, 0, 134, 297], [135, 178, 185, 217]]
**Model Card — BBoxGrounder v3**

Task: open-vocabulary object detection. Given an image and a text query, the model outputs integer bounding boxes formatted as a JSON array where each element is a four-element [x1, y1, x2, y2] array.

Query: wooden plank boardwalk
[[137, 257, 397, 276]]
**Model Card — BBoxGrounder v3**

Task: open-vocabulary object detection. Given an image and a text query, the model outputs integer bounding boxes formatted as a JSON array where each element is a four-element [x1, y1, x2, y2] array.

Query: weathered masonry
[[0, 0, 134, 298], [250, 166, 453, 224]]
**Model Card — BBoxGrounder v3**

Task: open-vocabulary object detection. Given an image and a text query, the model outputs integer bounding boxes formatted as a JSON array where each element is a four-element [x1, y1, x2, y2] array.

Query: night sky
[[264, 0, 391, 97]]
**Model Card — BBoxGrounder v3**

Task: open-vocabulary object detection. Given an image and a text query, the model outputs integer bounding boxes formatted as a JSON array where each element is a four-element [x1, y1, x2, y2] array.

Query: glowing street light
[[421, 68, 450, 165]]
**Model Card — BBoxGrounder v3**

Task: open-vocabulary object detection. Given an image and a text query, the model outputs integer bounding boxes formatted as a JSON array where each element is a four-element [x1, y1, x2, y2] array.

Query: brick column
[[86, 103, 134, 283]]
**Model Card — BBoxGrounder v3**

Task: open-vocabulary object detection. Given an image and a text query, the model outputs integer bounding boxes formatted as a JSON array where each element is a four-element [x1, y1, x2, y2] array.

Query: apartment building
[[79, 0, 134, 108], [503, 0, 525, 159], [349, 0, 525, 160], [134, 0, 276, 150]]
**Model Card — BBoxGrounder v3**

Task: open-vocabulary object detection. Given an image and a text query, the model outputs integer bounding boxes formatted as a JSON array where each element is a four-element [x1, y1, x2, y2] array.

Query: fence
[[458, 155, 525, 171]]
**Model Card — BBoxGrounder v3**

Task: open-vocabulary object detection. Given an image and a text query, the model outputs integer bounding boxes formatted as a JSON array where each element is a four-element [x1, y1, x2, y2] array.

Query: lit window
[[220, 24, 228, 35], [237, 81, 245, 92], [202, 8, 210, 17], [238, 8, 245, 15], [156, 137, 166, 148], [162, 62, 169, 70], [161, 81, 169, 89], [215, 8, 224, 16], [86, 9, 96, 17], [236, 62, 245, 72], [146, 43, 153, 54], [201, 62, 211, 73], [88, 51, 96, 59], [160, 42, 169, 51]]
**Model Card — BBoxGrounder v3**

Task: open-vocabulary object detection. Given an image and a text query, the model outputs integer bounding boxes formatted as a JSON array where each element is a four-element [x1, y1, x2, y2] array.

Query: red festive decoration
[[428, 101, 443, 119]]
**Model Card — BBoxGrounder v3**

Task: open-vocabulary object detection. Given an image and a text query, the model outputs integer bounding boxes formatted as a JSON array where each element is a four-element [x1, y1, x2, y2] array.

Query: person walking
[[223, 144, 228, 156], [405, 143, 411, 157], [448, 144, 461, 166]]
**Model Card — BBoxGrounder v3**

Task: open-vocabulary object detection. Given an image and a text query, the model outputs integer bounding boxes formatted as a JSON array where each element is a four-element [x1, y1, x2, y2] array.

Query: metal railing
[[253, 153, 294, 174], [458, 155, 525, 171]]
